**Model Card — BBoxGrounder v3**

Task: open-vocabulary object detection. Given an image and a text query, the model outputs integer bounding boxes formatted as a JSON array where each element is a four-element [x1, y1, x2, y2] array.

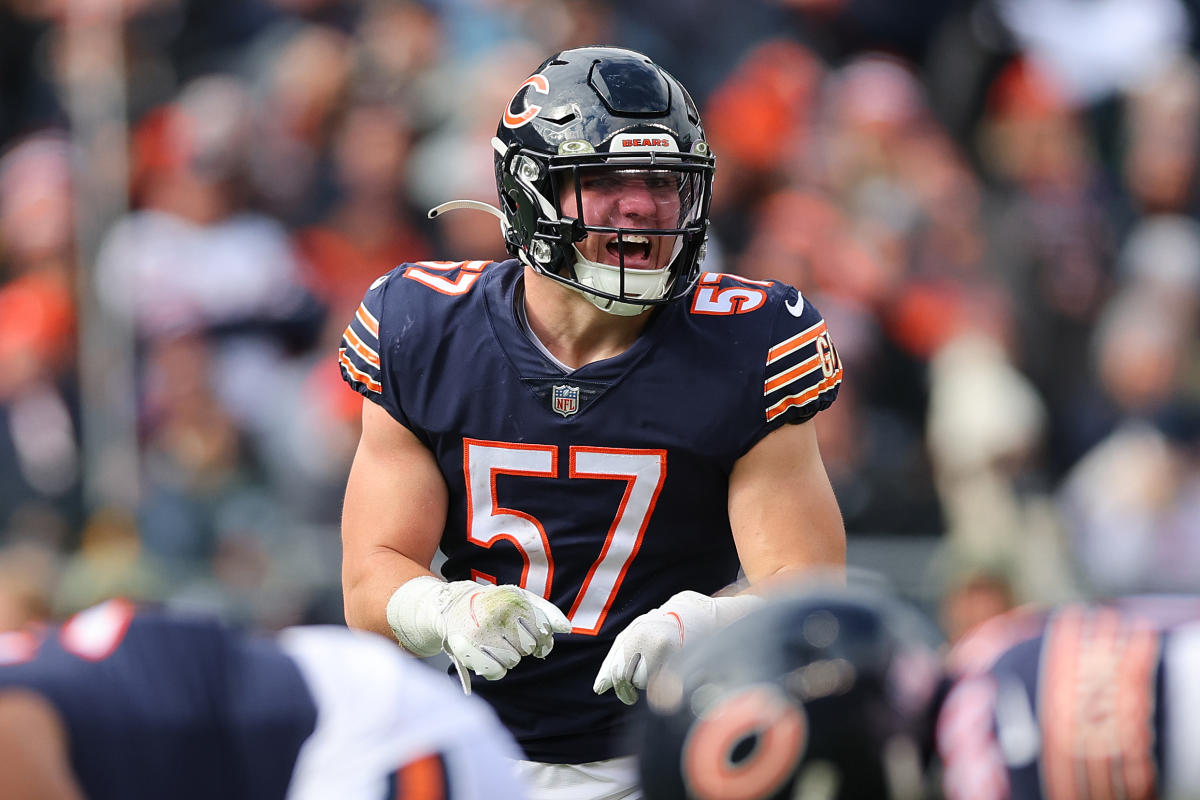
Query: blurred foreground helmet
[[487, 46, 715, 315], [637, 585, 945, 800]]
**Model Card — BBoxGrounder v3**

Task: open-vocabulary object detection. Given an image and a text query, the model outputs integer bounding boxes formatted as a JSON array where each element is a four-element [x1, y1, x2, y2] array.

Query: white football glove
[[593, 590, 762, 705], [387, 576, 571, 691]]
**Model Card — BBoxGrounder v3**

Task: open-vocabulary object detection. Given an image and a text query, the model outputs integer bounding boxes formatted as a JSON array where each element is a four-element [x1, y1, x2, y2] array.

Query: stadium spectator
[[5, 0, 1200, 679], [0, 133, 81, 539], [1058, 287, 1200, 595]]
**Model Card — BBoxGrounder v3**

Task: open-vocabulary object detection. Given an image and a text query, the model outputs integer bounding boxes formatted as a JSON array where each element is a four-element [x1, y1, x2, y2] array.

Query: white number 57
[[463, 439, 666, 635]]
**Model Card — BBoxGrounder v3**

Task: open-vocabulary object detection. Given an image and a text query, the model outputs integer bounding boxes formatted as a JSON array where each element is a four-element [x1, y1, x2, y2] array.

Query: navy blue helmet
[[490, 46, 715, 314], [637, 584, 946, 800]]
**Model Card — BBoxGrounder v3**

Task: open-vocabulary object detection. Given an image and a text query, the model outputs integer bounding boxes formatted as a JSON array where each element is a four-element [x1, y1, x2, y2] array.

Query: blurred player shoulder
[[277, 624, 527, 800], [0, 601, 529, 800]]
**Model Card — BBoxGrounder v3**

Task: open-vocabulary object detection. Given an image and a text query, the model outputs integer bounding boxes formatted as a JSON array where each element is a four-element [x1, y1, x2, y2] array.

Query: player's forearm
[[342, 548, 438, 640], [744, 563, 847, 595], [731, 507, 846, 587], [739, 512, 847, 586]]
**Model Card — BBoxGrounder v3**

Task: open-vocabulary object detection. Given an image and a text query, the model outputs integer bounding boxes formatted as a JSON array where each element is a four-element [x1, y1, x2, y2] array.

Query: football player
[[0, 599, 528, 800], [636, 581, 947, 800], [637, 582, 1200, 800], [339, 46, 846, 799], [938, 593, 1200, 800]]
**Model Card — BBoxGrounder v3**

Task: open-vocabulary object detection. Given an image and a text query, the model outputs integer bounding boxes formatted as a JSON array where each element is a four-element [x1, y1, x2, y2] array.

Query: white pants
[[278, 626, 527, 800], [513, 755, 642, 800]]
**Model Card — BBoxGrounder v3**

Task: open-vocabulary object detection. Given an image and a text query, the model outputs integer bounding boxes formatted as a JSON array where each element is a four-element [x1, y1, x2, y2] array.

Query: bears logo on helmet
[[636, 583, 946, 800]]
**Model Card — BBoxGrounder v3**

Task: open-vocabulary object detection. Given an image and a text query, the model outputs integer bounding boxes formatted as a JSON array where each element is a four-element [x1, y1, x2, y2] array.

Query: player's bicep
[[727, 419, 845, 586], [341, 401, 448, 635]]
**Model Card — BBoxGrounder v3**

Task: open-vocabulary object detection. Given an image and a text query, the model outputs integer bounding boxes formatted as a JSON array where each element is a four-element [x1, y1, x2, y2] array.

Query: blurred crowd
[[3, 0, 1200, 637]]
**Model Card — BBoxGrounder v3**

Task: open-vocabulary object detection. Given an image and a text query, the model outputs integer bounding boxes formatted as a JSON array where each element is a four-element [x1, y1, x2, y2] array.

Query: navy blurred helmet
[[486, 46, 715, 315], [636, 583, 946, 800]]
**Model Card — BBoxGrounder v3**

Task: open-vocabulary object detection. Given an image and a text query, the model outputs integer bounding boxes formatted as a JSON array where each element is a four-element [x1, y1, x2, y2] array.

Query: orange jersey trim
[[341, 325, 380, 369], [764, 354, 821, 394], [339, 349, 381, 393], [764, 367, 842, 422], [393, 753, 447, 800], [355, 303, 380, 338], [766, 320, 826, 366]]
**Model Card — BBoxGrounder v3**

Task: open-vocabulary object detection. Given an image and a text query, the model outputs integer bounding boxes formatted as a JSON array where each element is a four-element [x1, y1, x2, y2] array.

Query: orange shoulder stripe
[[766, 320, 826, 365], [341, 325, 380, 369], [764, 366, 842, 422], [764, 354, 821, 394], [355, 303, 380, 337], [338, 349, 381, 393]]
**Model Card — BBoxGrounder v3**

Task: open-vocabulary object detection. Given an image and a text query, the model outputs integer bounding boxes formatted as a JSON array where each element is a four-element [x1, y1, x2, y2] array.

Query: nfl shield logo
[[552, 384, 580, 417]]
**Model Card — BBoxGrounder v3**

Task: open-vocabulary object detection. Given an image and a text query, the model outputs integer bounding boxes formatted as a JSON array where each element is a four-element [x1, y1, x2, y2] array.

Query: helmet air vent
[[588, 55, 672, 117], [539, 107, 578, 125]]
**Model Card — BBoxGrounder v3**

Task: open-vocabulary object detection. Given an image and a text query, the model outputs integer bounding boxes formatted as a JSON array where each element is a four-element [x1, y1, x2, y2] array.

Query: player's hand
[[387, 577, 571, 687], [593, 591, 761, 705], [439, 582, 571, 681]]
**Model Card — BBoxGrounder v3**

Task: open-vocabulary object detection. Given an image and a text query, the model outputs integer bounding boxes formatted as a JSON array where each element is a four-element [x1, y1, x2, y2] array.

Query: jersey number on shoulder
[[691, 272, 773, 316], [463, 439, 666, 635], [402, 261, 491, 295]]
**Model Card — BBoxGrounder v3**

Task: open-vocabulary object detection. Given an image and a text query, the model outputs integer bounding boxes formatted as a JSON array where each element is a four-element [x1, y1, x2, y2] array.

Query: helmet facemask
[[471, 46, 717, 315], [499, 143, 713, 316]]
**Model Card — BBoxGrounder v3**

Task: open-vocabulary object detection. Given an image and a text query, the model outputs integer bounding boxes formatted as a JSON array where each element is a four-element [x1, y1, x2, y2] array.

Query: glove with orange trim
[[593, 590, 762, 705], [386, 576, 571, 690]]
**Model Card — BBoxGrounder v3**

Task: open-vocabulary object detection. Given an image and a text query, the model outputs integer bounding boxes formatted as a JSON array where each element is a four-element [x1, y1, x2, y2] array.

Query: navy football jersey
[[0, 600, 315, 800], [939, 596, 1200, 800], [339, 258, 842, 762]]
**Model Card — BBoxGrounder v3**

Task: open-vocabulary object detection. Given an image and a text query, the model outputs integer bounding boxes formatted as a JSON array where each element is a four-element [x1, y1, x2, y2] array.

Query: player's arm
[[341, 399, 448, 640], [341, 401, 569, 683], [0, 691, 85, 800], [728, 417, 846, 587]]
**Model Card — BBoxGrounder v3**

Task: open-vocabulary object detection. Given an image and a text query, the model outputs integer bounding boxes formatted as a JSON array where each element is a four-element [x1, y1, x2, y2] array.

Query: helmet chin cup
[[583, 294, 651, 317], [569, 246, 670, 316]]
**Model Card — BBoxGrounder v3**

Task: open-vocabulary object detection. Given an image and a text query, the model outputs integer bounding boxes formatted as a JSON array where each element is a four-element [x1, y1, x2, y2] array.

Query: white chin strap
[[569, 246, 672, 317]]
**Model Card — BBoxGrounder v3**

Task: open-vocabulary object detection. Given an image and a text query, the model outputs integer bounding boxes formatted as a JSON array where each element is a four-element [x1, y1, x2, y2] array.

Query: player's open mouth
[[606, 235, 652, 266]]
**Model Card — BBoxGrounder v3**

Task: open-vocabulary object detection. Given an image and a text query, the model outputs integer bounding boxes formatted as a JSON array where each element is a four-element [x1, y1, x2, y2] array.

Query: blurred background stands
[[3, 0, 1200, 640]]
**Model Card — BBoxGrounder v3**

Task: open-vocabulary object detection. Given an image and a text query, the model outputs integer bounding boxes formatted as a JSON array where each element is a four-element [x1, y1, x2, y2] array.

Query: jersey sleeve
[[761, 287, 843, 426], [338, 267, 412, 428]]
